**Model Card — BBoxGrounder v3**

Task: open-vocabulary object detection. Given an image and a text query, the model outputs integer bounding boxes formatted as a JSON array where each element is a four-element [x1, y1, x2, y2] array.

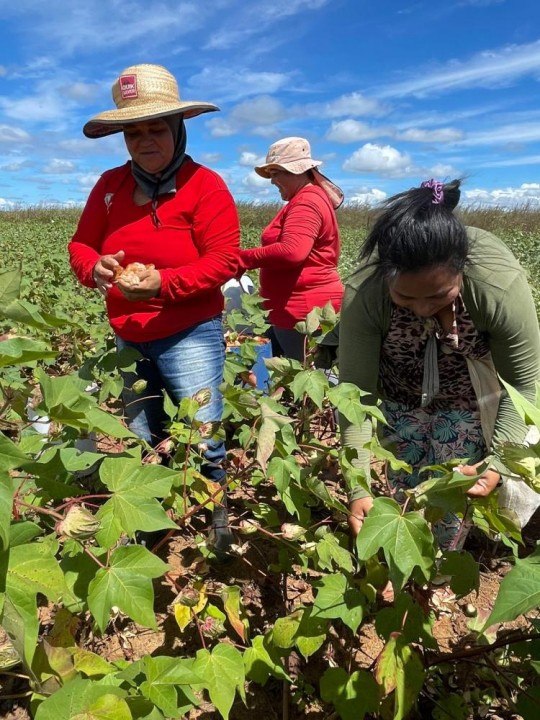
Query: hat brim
[[83, 102, 219, 138], [255, 158, 322, 178]]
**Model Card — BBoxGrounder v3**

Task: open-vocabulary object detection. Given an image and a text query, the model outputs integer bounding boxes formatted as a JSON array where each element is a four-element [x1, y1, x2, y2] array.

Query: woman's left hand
[[459, 462, 501, 497], [116, 269, 162, 301]]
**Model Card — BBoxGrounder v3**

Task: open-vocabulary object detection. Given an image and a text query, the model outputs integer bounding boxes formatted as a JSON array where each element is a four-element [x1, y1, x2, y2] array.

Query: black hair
[[360, 179, 468, 278]]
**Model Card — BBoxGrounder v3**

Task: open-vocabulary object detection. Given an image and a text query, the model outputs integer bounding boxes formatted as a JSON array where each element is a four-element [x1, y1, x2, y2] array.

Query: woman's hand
[[459, 461, 501, 497], [93, 250, 125, 296], [348, 496, 374, 537], [116, 268, 162, 301]]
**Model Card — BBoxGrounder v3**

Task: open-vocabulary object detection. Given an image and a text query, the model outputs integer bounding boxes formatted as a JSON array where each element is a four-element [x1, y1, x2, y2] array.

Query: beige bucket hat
[[255, 137, 322, 177], [83, 64, 219, 139], [255, 137, 344, 209]]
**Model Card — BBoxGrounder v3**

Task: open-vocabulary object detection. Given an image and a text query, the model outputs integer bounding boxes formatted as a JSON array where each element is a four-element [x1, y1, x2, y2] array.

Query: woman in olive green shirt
[[339, 179, 540, 547]]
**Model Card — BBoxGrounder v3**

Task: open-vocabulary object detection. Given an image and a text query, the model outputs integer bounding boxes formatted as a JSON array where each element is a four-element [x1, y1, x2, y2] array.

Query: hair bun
[[443, 179, 461, 211]]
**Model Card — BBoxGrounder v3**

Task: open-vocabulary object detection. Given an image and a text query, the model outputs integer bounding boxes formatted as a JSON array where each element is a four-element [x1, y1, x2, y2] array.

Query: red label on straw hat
[[119, 75, 138, 99]]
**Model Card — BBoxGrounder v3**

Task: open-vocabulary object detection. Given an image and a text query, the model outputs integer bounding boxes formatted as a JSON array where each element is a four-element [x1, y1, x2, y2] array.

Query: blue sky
[[1, 0, 540, 209]]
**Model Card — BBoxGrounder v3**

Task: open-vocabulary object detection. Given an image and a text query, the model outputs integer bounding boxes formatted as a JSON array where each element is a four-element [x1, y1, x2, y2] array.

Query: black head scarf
[[130, 115, 187, 201]]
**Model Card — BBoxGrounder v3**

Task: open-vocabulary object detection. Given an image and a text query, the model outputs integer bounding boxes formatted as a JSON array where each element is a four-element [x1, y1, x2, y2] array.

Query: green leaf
[[516, 686, 540, 720], [290, 369, 329, 409], [0, 431, 33, 472], [193, 644, 246, 720], [271, 610, 303, 649], [356, 497, 435, 589], [0, 336, 57, 367], [320, 667, 379, 720], [140, 656, 201, 718], [375, 594, 437, 649], [439, 551, 480, 598], [88, 545, 169, 631], [0, 475, 15, 551], [500, 378, 540, 428], [34, 676, 127, 720], [3, 540, 66, 666], [3, 298, 75, 331], [0, 268, 21, 305], [328, 382, 386, 426], [244, 635, 290, 685], [222, 585, 249, 642], [499, 442, 540, 492], [304, 473, 349, 514], [72, 647, 115, 678], [432, 693, 468, 720], [71, 693, 132, 720], [374, 635, 425, 720], [9, 520, 42, 547], [295, 607, 329, 659], [35, 370, 135, 439], [485, 546, 540, 627], [267, 455, 299, 494], [97, 458, 178, 537], [312, 573, 365, 633], [413, 469, 478, 515], [315, 533, 354, 573]]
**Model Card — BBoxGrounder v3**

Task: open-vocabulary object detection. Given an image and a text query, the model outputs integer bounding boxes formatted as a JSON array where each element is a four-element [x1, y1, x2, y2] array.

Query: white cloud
[[347, 187, 388, 206], [398, 127, 465, 143], [43, 159, 76, 174], [479, 154, 540, 168], [205, 0, 330, 50], [458, 122, 540, 147], [9, 2, 204, 56], [319, 92, 386, 118], [326, 119, 387, 143], [207, 95, 286, 137], [343, 143, 416, 177], [242, 170, 273, 190], [59, 82, 101, 103], [239, 151, 265, 167], [429, 163, 461, 179], [0, 160, 33, 172], [0, 198, 15, 208], [379, 40, 540, 97], [200, 152, 221, 163], [0, 124, 31, 143], [187, 67, 292, 104], [78, 173, 101, 192], [463, 183, 540, 208]]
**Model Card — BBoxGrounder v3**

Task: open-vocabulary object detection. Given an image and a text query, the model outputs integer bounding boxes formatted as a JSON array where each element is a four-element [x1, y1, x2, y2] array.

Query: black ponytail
[[361, 179, 468, 278]]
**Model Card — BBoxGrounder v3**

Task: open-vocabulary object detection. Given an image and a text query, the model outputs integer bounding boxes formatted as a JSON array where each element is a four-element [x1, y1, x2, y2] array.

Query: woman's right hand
[[92, 250, 125, 296], [348, 496, 374, 537]]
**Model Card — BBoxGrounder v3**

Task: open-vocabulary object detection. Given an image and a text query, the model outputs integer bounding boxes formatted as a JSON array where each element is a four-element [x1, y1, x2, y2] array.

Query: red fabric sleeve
[[240, 194, 323, 270], [68, 173, 112, 288], [159, 185, 240, 303]]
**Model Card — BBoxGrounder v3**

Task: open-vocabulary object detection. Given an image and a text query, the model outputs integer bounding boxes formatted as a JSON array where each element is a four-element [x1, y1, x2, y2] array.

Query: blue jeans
[[117, 316, 226, 484]]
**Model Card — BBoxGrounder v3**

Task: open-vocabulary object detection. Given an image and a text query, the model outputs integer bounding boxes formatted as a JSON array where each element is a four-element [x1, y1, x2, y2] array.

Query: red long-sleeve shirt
[[239, 185, 343, 329], [69, 159, 240, 342]]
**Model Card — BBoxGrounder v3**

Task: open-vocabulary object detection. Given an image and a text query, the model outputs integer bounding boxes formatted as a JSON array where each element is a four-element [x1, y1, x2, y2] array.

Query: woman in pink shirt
[[69, 64, 239, 554], [238, 137, 344, 361]]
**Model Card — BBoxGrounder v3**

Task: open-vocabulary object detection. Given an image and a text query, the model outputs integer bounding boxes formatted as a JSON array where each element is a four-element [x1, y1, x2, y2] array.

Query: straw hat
[[255, 136, 345, 209], [255, 137, 322, 177], [83, 64, 219, 138]]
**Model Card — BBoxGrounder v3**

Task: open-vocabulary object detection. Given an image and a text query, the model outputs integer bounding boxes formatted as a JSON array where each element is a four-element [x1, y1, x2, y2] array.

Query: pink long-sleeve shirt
[[69, 159, 240, 342], [239, 185, 343, 329]]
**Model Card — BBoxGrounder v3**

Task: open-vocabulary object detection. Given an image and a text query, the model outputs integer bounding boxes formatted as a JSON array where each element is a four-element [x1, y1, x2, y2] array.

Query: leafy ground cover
[[0, 205, 540, 719]]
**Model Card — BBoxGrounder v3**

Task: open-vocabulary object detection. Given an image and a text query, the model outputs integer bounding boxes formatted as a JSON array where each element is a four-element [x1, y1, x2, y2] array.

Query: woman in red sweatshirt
[[68, 64, 239, 552], [238, 137, 344, 361]]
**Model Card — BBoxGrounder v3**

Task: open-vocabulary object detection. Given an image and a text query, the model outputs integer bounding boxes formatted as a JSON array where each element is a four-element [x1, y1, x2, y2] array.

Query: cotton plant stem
[[426, 630, 540, 667]]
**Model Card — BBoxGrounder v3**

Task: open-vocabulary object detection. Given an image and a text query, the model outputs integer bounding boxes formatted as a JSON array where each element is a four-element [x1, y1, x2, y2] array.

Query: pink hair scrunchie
[[421, 179, 444, 205]]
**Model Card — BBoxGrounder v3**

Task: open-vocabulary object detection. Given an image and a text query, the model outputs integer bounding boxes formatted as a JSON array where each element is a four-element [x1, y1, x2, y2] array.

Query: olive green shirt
[[338, 227, 540, 500]]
